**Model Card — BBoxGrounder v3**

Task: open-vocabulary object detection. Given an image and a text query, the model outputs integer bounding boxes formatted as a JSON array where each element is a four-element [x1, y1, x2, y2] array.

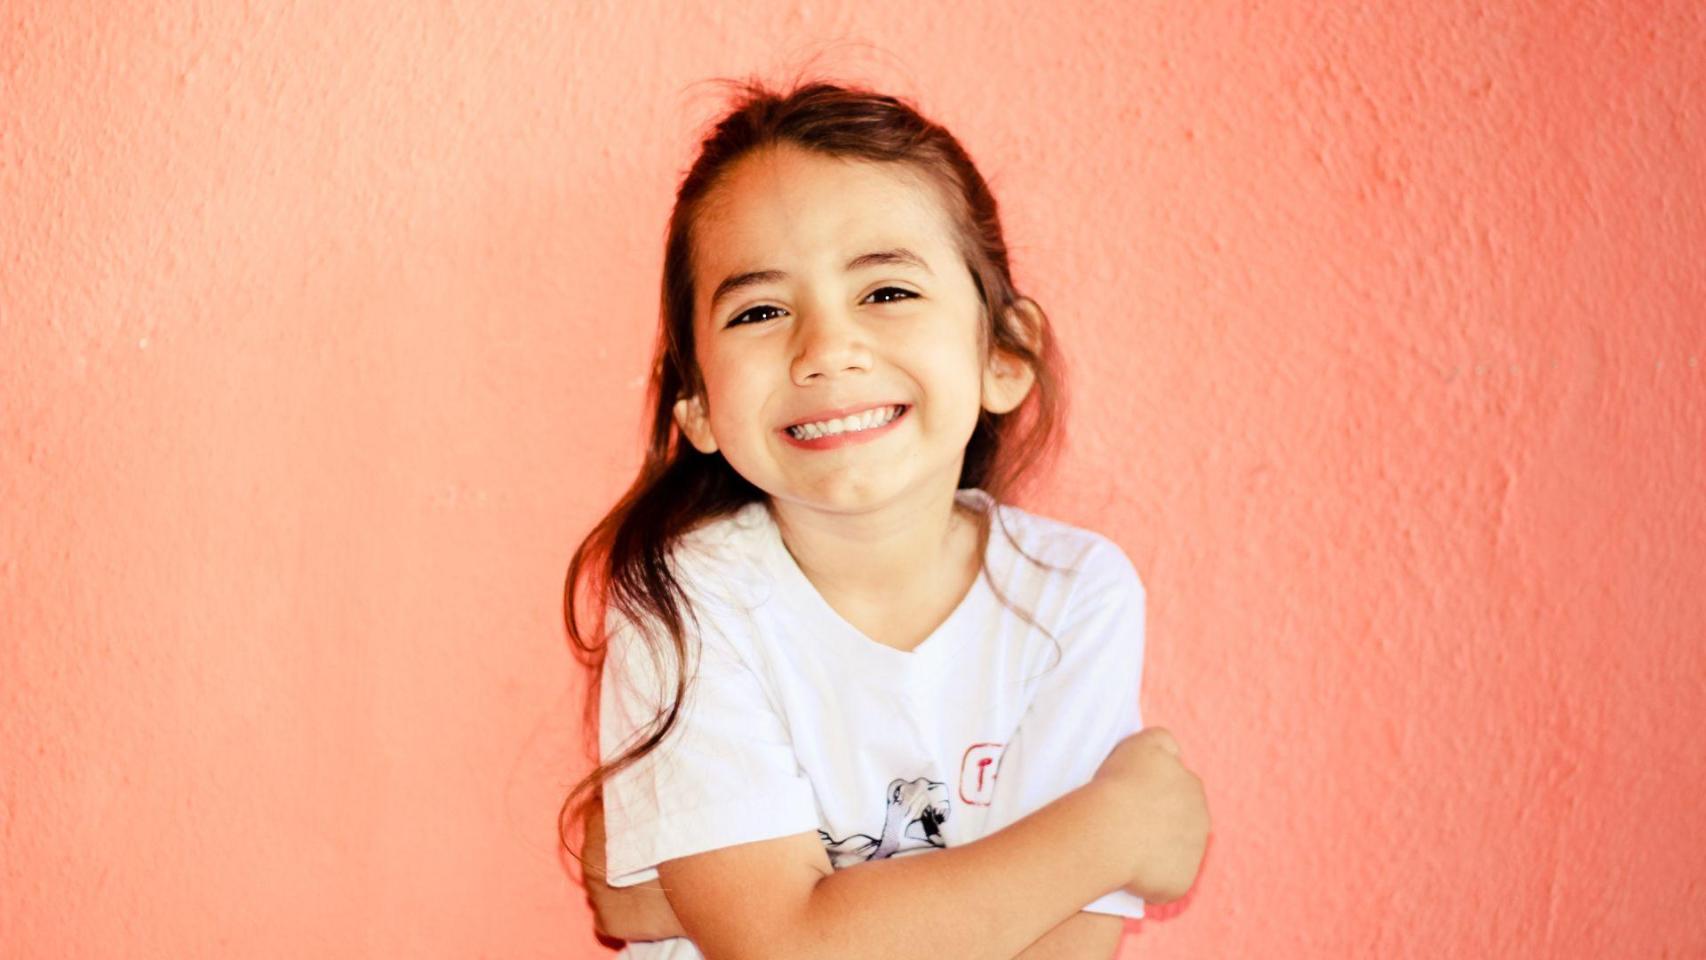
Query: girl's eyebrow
[[708, 248, 933, 312], [847, 247, 933, 275]]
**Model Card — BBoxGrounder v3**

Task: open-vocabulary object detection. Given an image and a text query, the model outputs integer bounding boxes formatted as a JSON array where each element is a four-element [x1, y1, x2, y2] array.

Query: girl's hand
[[583, 798, 688, 943], [1090, 727, 1210, 904]]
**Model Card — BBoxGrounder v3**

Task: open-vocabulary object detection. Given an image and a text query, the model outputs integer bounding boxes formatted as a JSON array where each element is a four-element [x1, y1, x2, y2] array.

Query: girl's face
[[673, 142, 1034, 517]]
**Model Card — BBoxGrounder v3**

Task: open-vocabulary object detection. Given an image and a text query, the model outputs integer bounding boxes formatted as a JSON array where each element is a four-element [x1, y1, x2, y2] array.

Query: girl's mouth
[[779, 404, 909, 450]]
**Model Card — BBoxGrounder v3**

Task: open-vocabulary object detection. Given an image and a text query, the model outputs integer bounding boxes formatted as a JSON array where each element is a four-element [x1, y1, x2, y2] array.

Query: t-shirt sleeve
[[981, 538, 1148, 919], [598, 589, 820, 888]]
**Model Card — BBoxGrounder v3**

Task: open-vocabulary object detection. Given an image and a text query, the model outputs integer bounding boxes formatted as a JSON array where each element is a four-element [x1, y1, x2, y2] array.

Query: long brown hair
[[559, 78, 1073, 867]]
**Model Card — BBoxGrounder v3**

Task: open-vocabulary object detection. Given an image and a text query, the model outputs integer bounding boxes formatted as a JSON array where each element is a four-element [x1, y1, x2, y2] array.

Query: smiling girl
[[561, 80, 1210, 959]]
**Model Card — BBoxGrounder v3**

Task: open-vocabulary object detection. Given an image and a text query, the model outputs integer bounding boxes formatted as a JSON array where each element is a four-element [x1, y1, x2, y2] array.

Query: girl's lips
[[779, 405, 909, 451]]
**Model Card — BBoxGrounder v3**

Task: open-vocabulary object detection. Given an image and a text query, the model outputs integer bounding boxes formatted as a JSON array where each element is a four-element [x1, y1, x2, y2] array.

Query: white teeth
[[787, 405, 902, 440]]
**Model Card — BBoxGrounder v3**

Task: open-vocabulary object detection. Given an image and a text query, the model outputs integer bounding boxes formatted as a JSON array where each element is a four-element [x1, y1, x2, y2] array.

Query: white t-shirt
[[599, 488, 1147, 959]]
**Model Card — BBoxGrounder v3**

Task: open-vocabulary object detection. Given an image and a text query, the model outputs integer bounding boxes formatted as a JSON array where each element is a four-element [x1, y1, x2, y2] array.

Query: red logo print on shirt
[[958, 742, 1005, 806]]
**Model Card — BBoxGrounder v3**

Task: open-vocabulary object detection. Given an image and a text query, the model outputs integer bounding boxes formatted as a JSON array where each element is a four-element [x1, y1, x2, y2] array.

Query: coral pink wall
[[4, 1, 1703, 957]]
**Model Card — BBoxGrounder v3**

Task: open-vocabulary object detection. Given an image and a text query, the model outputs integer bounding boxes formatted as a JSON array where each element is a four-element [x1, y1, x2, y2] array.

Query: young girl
[[561, 79, 1210, 959]]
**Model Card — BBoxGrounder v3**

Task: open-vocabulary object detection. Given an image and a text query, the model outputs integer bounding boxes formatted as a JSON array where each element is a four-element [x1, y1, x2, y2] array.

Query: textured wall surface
[[3, 1, 1703, 957]]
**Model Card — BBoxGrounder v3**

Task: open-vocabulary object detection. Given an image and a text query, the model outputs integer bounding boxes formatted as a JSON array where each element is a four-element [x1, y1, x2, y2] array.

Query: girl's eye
[[727, 288, 917, 326], [865, 286, 918, 304], [728, 305, 787, 327]]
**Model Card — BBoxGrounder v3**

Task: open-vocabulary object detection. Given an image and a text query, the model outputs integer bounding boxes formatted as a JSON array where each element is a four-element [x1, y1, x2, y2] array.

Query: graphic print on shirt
[[818, 777, 951, 869], [958, 742, 1006, 806]]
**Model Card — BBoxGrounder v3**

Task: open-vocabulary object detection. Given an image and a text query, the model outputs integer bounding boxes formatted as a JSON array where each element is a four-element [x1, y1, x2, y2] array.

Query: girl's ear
[[981, 298, 1042, 416], [673, 394, 719, 454]]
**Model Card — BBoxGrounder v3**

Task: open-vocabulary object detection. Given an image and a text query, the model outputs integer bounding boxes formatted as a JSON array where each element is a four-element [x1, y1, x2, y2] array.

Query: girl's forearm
[[590, 878, 684, 943], [784, 780, 1127, 960], [1012, 911, 1124, 960]]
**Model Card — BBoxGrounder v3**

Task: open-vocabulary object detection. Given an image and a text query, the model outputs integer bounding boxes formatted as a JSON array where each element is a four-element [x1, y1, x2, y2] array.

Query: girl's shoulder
[[666, 500, 775, 607], [674, 499, 768, 558], [974, 491, 1142, 592], [603, 503, 770, 655]]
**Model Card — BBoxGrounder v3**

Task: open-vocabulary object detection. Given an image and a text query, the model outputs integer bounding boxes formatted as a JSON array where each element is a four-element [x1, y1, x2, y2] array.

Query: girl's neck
[[766, 482, 987, 608]]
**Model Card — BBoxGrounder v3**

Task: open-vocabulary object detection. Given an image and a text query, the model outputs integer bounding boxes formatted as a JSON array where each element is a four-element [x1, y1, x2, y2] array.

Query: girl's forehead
[[690, 145, 961, 275]]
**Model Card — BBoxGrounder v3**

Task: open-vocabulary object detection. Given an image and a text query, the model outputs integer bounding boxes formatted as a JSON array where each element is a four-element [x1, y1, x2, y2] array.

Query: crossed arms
[[583, 797, 1128, 958]]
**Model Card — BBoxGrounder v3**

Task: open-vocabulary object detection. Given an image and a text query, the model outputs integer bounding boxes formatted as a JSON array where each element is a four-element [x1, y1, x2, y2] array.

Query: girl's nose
[[790, 302, 872, 384]]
